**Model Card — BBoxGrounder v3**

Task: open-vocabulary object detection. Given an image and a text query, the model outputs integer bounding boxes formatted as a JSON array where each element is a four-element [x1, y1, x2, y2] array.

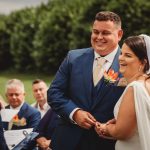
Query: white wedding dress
[[114, 81, 150, 150]]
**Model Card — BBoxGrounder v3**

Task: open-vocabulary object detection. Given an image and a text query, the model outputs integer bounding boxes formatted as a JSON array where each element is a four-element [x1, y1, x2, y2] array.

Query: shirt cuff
[[69, 108, 81, 124]]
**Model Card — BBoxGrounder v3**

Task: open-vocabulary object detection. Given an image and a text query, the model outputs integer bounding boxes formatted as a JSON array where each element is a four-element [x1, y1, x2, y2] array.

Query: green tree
[[0, 15, 13, 70], [105, 0, 150, 39], [33, 0, 93, 73], [6, 8, 38, 72], [0, 0, 149, 73]]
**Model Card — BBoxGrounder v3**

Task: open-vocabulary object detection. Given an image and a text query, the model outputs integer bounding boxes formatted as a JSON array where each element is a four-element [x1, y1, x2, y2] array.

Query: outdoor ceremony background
[[0, 0, 149, 103]]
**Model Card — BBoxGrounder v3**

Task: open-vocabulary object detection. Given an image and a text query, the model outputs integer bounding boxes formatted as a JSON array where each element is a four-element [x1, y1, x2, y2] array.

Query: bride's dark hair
[[124, 36, 149, 74]]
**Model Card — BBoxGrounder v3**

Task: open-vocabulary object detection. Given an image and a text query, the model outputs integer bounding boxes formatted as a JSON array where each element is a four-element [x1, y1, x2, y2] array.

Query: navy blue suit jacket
[[48, 47, 125, 150], [0, 116, 9, 150], [23, 109, 58, 150], [34, 108, 58, 139], [3, 102, 41, 130]]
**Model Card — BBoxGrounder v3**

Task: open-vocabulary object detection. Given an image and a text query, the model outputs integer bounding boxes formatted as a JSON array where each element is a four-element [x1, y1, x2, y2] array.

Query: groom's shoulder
[[68, 47, 93, 57]]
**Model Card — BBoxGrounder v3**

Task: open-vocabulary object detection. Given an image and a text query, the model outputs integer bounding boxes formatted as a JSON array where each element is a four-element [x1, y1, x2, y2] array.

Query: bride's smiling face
[[119, 43, 142, 78]]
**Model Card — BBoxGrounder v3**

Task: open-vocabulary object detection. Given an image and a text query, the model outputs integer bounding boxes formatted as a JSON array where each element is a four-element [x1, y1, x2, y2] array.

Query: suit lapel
[[18, 102, 26, 118], [91, 48, 121, 109], [109, 48, 121, 73], [94, 47, 121, 92], [82, 48, 94, 105]]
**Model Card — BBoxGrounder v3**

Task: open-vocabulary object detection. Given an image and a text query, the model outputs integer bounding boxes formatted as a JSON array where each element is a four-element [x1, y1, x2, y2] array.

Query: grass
[[0, 71, 54, 104]]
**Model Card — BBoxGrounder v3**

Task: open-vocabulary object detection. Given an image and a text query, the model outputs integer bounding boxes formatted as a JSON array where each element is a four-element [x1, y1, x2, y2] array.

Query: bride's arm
[[104, 87, 137, 140]]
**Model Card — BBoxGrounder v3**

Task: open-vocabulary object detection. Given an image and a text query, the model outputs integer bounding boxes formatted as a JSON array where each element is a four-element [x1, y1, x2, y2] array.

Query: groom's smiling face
[[91, 20, 123, 56]]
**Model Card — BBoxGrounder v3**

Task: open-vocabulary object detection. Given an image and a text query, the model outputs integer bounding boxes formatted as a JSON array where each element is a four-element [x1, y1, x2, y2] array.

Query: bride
[[95, 34, 150, 150]]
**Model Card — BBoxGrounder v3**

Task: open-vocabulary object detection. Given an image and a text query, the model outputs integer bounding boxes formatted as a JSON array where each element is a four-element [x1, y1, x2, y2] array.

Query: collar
[[37, 102, 50, 111], [94, 46, 119, 63], [10, 101, 24, 110]]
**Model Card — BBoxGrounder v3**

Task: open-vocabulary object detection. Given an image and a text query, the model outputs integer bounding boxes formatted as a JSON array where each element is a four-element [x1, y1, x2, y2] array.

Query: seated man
[[31, 79, 50, 118], [3, 79, 41, 130], [25, 109, 58, 150], [34, 109, 58, 149]]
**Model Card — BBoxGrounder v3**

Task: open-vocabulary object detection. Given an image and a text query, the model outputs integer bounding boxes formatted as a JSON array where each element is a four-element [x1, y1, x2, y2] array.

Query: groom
[[48, 11, 125, 150]]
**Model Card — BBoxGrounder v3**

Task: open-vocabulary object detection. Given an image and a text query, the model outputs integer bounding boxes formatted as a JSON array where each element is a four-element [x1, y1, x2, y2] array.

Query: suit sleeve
[[28, 110, 41, 128], [35, 109, 58, 139], [47, 52, 78, 121]]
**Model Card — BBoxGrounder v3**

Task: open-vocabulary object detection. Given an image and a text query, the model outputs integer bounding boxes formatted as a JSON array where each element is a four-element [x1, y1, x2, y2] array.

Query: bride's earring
[[138, 65, 142, 72]]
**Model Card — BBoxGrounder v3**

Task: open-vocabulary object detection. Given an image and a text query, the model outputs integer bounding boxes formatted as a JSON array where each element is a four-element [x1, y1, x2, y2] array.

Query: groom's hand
[[73, 109, 96, 129]]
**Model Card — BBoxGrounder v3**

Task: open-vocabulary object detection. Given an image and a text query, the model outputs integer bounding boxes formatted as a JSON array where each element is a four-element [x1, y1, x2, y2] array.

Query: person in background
[[47, 11, 125, 150], [3, 79, 41, 130], [0, 102, 9, 150], [95, 35, 150, 150], [25, 109, 58, 150], [34, 109, 58, 150], [31, 79, 50, 118]]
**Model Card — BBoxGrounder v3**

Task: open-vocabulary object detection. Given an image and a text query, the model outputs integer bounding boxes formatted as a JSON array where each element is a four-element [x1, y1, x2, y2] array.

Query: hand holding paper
[[1, 109, 19, 122]]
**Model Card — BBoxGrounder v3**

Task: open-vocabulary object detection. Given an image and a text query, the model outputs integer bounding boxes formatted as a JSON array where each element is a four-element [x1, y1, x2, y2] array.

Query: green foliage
[[105, 0, 150, 39], [33, 0, 94, 73], [0, 0, 149, 73], [33, 0, 71, 72], [0, 15, 13, 70], [6, 8, 38, 72]]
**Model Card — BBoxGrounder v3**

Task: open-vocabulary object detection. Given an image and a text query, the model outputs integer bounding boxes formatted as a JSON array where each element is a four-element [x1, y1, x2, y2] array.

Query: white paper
[[4, 128, 33, 150], [0, 109, 19, 122]]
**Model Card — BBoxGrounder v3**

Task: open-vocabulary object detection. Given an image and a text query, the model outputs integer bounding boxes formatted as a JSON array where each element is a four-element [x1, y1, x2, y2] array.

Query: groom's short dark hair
[[95, 11, 121, 28]]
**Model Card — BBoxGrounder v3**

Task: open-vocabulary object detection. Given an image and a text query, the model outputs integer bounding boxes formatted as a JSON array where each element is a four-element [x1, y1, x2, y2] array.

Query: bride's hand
[[95, 122, 107, 136], [95, 122, 115, 139]]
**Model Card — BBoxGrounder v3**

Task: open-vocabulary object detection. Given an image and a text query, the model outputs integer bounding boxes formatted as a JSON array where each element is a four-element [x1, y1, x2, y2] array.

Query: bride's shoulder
[[134, 76, 150, 85]]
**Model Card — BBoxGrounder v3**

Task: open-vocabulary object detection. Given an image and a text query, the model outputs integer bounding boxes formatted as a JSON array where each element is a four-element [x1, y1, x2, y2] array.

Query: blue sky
[[0, 0, 48, 15]]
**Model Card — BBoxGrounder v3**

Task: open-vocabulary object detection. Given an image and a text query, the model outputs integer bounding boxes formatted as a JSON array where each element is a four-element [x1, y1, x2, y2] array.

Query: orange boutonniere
[[8, 115, 27, 130], [104, 69, 119, 84], [12, 115, 26, 126]]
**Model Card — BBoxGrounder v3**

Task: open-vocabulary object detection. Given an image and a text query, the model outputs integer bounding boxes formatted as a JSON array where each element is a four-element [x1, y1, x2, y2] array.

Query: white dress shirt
[[10, 101, 24, 110], [31, 102, 50, 118]]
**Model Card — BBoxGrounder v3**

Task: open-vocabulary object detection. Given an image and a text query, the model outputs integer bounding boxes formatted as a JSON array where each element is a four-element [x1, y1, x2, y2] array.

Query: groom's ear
[[118, 29, 123, 42]]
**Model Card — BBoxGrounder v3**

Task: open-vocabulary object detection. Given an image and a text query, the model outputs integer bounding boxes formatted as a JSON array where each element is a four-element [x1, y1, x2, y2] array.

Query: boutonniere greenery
[[8, 115, 27, 130], [104, 69, 119, 85]]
